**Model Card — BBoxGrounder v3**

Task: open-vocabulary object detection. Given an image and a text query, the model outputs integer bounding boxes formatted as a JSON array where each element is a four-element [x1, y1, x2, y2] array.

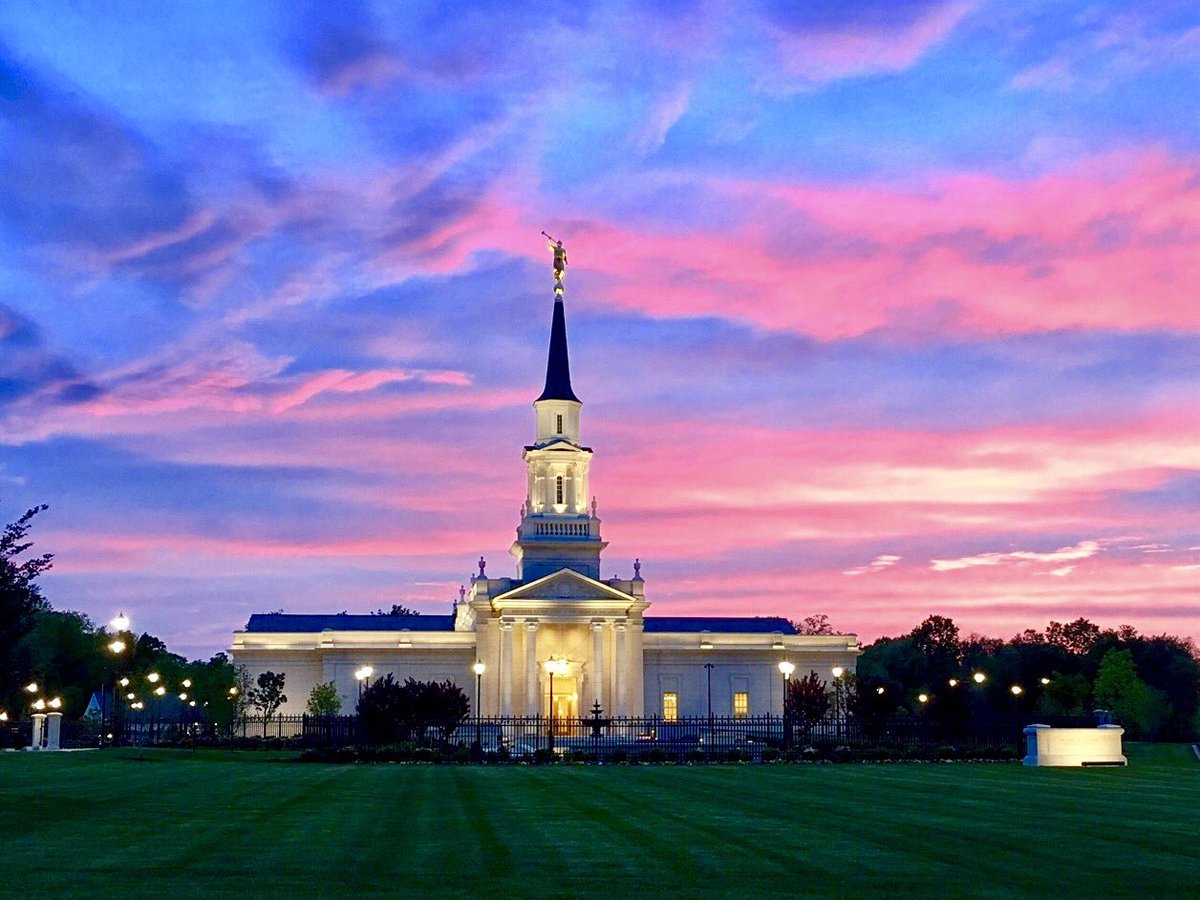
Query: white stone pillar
[[524, 620, 539, 716], [30, 713, 46, 750], [591, 620, 605, 711], [46, 712, 63, 750], [500, 620, 514, 716], [614, 622, 627, 716]]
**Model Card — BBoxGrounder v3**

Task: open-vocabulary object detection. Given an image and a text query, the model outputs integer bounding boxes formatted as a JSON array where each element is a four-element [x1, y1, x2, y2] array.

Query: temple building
[[231, 267, 859, 718]]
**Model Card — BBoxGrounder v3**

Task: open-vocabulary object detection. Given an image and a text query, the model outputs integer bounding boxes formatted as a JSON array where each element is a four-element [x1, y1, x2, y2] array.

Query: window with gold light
[[733, 691, 749, 718], [661, 691, 678, 722]]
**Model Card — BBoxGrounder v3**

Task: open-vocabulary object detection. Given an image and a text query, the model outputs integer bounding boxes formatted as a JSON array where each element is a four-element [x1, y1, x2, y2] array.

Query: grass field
[[1, 744, 1196, 898]]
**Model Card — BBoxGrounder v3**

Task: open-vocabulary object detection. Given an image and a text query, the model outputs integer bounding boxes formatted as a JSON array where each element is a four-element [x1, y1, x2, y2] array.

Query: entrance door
[[547, 677, 577, 733]]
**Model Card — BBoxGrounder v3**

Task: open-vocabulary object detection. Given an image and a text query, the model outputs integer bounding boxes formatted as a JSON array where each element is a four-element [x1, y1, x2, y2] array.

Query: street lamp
[[472, 661, 485, 753], [48, 697, 62, 709], [354, 666, 374, 703], [778, 660, 795, 751], [918, 693, 929, 704], [545, 658, 568, 752], [831, 666, 845, 734], [948, 678, 959, 687], [972, 672, 986, 684], [147, 672, 160, 684], [1039, 677, 1051, 686], [110, 612, 130, 632], [24, 682, 38, 694], [32, 698, 46, 711], [1010, 685, 1023, 696]]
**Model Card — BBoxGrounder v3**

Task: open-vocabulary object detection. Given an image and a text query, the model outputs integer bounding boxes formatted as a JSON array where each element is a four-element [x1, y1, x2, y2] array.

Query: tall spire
[[536, 295, 580, 402], [537, 233, 579, 403]]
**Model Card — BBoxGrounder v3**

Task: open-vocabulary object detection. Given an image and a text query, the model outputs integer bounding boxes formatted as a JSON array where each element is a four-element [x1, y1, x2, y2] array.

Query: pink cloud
[[765, 2, 975, 86]]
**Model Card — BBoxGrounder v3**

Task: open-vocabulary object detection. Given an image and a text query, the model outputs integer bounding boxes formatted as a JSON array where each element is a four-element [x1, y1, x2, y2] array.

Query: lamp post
[[354, 666, 374, 704], [472, 661, 485, 755], [831, 666, 845, 738], [101, 619, 130, 747], [545, 658, 567, 754], [778, 660, 795, 751], [703, 662, 715, 750]]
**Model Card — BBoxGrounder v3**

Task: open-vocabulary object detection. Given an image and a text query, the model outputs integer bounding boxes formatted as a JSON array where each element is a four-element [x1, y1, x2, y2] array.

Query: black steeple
[[536, 297, 580, 402]]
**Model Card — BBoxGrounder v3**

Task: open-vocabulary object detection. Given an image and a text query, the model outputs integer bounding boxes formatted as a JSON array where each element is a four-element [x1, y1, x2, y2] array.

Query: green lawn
[[1, 744, 1196, 898]]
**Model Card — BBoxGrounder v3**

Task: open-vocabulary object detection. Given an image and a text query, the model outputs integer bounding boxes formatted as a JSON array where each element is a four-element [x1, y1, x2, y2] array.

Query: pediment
[[493, 568, 635, 604]]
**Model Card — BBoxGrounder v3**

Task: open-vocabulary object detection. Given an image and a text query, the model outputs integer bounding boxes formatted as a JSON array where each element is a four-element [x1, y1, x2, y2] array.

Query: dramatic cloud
[[931, 540, 1102, 572], [1, 2, 1198, 652]]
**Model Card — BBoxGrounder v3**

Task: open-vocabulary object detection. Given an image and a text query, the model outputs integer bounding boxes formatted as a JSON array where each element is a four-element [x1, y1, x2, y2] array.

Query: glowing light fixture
[[154, 686, 166, 697], [147, 672, 160, 684], [699, 640, 714, 650], [831, 666, 845, 679], [119, 677, 130, 687], [918, 693, 929, 704], [110, 612, 130, 631], [189, 701, 196, 708], [228, 686, 239, 696], [876, 687, 885, 695], [1040, 677, 1051, 686], [948, 678, 959, 687], [32, 698, 46, 710], [0, 712, 8, 722], [472, 661, 486, 677], [777, 660, 796, 679], [182, 678, 192, 688], [1010, 685, 1023, 696], [178, 693, 188, 701], [49, 697, 62, 709], [24, 682, 38, 694], [972, 672, 986, 684], [126, 693, 135, 701], [108, 639, 127, 654]]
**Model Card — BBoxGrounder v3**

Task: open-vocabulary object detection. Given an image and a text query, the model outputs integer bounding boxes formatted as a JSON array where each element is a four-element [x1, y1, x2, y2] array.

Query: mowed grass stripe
[[0, 746, 1196, 898]]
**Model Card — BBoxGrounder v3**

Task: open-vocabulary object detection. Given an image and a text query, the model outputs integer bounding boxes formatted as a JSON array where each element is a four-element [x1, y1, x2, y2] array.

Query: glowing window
[[733, 691, 749, 719], [662, 691, 678, 722], [555, 476, 564, 504], [556, 414, 563, 433]]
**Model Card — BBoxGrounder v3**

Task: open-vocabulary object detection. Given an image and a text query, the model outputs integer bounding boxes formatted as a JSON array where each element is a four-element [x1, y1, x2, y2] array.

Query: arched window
[[555, 476, 564, 504], [556, 414, 563, 434]]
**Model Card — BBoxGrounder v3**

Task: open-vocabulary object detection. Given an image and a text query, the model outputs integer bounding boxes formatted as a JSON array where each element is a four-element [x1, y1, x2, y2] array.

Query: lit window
[[555, 476, 564, 504], [556, 414, 563, 433], [733, 691, 749, 718], [662, 691, 678, 721]]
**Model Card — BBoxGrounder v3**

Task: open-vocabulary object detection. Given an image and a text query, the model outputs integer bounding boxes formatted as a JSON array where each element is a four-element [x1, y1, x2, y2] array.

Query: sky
[[1, 1, 1198, 658]]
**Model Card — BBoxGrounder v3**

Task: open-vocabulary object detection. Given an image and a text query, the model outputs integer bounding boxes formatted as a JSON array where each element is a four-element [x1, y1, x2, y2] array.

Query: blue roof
[[244, 614, 455, 633], [643, 617, 796, 634]]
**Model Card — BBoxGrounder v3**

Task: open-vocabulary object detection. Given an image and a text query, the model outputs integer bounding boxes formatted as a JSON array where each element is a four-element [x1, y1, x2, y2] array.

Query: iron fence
[[94, 712, 1031, 759]]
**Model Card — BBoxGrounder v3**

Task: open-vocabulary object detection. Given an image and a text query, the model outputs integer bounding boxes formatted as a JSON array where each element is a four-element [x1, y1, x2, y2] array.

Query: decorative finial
[[458, 584, 466, 602], [633, 558, 642, 580], [542, 231, 567, 297], [478, 556, 487, 578], [591, 496, 597, 517]]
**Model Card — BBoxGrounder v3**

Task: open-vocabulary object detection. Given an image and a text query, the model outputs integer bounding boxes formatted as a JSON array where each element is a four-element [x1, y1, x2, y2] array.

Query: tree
[[373, 604, 420, 616], [1, 505, 53, 711], [785, 671, 831, 735], [248, 671, 287, 735], [306, 681, 342, 716], [1035, 672, 1090, 717], [1045, 618, 1101, 655], [357, 673, 408, 743], [791, 614, 833, 635], [1093, 649, 1166, 738], [910, 615, 961, 666]]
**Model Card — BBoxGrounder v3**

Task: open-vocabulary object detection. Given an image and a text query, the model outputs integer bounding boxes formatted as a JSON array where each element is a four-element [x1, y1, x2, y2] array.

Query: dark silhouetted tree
[[248, 671, 287, 735], [785, 671, 830, 735]]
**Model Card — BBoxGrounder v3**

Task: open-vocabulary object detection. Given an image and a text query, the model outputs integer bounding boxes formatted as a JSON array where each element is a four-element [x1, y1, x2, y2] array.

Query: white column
[[591, 620, 605, 711], [500, 620, 514, 716], [524, 620, 539, 716], [614, 622, 627, 716], [30, 713, 46, 750], [45, 712, 63, 750]]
